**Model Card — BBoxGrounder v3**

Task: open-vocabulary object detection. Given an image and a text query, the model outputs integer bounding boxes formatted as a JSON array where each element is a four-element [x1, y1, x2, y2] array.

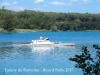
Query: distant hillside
[[0, 7, 100, 32]]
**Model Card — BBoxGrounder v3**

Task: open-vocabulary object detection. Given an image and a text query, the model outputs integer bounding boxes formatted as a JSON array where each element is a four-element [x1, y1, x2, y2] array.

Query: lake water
[[0, 31, 100, 75]]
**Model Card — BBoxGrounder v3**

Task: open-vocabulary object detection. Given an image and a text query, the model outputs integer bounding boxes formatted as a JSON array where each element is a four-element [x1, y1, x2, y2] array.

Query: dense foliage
[[69, 45, 100, 75], [0, 7, 100, 31]]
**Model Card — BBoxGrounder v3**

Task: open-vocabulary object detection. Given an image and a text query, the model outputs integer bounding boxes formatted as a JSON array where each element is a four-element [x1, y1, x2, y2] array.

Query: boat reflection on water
[[31, 46, 54, 57], [30, 46, 75, 59], [13, 43, 76, 57], [31, 46, 75, 53], [13, 43, 75, 52], [31, 46, 75, 63], [31, 46, 54, 51]]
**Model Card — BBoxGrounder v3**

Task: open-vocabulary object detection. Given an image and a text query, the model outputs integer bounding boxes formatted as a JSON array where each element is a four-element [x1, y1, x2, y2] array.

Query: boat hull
[[13, 43, 75, 47]]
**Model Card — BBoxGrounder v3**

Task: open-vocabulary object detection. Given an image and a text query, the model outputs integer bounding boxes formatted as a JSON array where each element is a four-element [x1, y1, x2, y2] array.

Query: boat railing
[[54, 41, 61, 44]]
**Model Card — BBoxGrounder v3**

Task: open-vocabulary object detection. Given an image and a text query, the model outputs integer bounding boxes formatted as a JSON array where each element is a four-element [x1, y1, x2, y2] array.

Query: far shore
[[0, 28, 51, 33], [0, 28, 100, 33]]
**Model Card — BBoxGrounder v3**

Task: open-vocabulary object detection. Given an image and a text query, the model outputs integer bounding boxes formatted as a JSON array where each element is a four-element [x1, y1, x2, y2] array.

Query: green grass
[[0, 28, 8, 33], [0, 28, 51, 33], [14, 29, 36, 32], [14, 29, 51, 32]]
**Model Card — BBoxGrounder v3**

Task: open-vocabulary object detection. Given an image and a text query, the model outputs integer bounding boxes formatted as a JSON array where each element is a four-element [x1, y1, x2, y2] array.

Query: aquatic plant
[[69, 45, 100, 75]]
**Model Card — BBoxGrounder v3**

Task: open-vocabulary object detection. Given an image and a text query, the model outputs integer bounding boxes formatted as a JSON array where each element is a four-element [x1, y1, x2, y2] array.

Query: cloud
[[11, 6, 25, 11], [34, 0, 44, 4], [43, 4, 48, 7], [0, 2, 25, 11], [50, 1, 66, 6], [0, 2, 11, 6], [33, 7, 44, 11], [67, 2, 73, 6], [6, 6, 25, 11], [0, 2, 18, 6], [70, 0, 79, 2], [13, 1, 18, 5], [82, 0, 92, 4]]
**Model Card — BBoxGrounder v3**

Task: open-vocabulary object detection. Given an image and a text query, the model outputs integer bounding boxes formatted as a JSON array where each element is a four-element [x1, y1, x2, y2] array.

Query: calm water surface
[[0, 31, 100, 75]]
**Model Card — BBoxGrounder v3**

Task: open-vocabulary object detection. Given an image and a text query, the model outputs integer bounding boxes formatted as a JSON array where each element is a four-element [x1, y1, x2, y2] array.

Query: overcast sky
[[0, 0, 100, 13]]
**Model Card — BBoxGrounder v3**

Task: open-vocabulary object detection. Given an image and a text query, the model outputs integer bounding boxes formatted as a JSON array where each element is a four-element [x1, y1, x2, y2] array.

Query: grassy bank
[[1, 28, 100, 33], [0, 28, 50, 33], [0, 28, 8, 33], [14, 29, 50, 32]]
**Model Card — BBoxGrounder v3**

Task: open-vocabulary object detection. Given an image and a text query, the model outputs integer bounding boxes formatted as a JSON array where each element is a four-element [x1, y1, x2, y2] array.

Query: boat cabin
[[31, 40, 54, 44]]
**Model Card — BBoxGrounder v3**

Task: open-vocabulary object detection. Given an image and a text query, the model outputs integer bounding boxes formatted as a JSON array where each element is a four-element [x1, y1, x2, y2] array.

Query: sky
[[0, 0, 100, 13]]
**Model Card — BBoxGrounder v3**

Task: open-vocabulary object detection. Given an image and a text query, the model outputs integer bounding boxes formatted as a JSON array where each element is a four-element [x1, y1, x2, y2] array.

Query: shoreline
[[0, 28, 100, 33], [0, 28, 51, 33]]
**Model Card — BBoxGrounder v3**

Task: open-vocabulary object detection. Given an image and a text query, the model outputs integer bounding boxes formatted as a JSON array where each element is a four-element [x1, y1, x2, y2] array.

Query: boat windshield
[[40, 36, 49, 40]]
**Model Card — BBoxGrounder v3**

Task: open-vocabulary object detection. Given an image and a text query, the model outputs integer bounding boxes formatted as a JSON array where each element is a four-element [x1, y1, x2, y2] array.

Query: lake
[[0, 31, 100, 75]]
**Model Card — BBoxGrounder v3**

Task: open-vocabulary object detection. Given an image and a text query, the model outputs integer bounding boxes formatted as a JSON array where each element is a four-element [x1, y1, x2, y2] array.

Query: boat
[[13, 36, 75, 47], [30, 39, 75, 47], [30, 40, 54, 46]]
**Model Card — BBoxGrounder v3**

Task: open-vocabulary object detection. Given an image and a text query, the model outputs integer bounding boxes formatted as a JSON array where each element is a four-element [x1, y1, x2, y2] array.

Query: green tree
[[69, 45, 100, 75], [51, 25, 58, 31], [2, 11, 14, 31], [0, 6, 5, 28], [1, 8, 100, 32]]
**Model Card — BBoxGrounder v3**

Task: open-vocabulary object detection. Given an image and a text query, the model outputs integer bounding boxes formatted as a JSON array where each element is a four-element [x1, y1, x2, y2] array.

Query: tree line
[[0, 6, 100, 32]]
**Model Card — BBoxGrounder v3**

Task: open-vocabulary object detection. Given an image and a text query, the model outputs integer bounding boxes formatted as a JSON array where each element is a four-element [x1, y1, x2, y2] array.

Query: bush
[[69, 45, 100, 75]]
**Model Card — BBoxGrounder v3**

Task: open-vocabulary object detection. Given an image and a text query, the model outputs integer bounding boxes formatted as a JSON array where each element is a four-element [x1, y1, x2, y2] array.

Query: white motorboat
[[13, 36, 75, 47], [30, 40, 54, 46], [30, 39, 75, 47]]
